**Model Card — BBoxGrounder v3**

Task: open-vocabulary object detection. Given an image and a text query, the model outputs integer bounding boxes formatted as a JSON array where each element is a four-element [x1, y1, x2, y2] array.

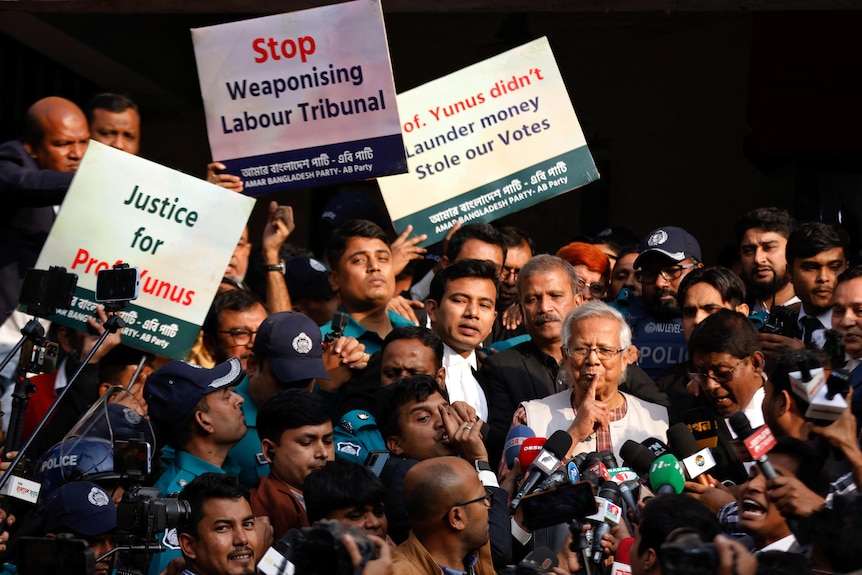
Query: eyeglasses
[[688, 356, 749, 385], [218, 328, 257, 347], [500, 265, 522, 280], [564, 346, 624, 362], [635, 263, 697, 285], [577, 279, 607, 298], [445, 488, 494, 519]]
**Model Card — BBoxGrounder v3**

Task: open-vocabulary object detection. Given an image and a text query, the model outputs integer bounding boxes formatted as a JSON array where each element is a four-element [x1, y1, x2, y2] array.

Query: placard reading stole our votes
[[35, 141, 255, 359], [191, 0, 406, 195], [378, 37, 600, 244]]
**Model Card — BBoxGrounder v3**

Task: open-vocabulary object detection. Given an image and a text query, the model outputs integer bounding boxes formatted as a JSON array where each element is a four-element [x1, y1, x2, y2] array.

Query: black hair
[[428, 258, 499, 303], [837, 264, 862, 285], [166, 395, 210, 450], [98, 345, 153, 387], [377, 374, 448, 440], [304, 460, 385, 523], [202, 289, 267, 340], [382, 326, 443, 369], [178, 472, 249, 537], [257, 389, 332, 445], [445, 223, 507, 264], [734, 207, 796, 244], [785, 222, 849, 266], [688, 309, 760, 359], [636, 494, 720, 562], [768, 437, 829, 496], [678, 266, 747, 309], [85, 93, 139, 122], [495, 224, 536, 255], [326, 219, 389, 268]]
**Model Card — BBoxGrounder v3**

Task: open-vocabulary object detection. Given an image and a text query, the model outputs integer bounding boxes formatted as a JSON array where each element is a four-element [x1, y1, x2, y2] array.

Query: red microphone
[[519, 437, 546, 469], [610, 537, 634, 575]]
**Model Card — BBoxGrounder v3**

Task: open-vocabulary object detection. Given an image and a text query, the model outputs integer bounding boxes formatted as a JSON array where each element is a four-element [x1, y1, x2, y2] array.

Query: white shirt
[[797, 308, 832, 349], [441, 343, 488, 421], [724, 385, 766, 473]]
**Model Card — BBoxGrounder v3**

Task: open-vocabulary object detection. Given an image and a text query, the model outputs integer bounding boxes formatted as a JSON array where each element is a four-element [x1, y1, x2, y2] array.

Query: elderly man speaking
[[512, 301, 668, 461]]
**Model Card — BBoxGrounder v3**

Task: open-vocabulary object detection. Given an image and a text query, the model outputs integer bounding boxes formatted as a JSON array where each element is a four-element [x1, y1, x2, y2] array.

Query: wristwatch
[[264, 260, 286, 273], [474, 460, 493, 473]]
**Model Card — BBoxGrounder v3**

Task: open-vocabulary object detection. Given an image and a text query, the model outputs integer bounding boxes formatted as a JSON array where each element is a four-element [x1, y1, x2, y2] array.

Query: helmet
[[34, 437, 117, 503]]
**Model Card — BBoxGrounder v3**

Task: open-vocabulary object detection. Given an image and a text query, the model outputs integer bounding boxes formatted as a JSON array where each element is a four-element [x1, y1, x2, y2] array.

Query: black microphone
[[510, 430, 572, 510], [590, 482, 622, 564], [599, 449, 618, 470], [620, 440, 658, 476], [641, 436, 669, 459], [728, 412, 777, 480], [667, 423, 716, 486]]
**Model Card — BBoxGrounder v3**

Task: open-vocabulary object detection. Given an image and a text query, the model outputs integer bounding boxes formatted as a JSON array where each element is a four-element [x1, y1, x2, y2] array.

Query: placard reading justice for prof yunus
[[34, 141, 255, 359], [191, 0, 406, 196], [378, 37, 600, 243]]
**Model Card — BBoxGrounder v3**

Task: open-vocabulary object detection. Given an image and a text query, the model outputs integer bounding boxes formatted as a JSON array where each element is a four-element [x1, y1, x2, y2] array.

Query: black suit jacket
[[0, 139, 73, 320]]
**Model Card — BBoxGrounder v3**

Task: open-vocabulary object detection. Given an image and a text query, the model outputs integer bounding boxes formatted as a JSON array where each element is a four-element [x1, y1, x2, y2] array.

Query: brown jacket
[[393, 532, 495, 575]]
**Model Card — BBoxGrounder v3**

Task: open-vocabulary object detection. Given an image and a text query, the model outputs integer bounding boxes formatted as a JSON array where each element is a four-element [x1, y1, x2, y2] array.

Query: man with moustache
[[734, 207, 799, 313], [831, 266, 862, 428], [515, 301, 668, 462], [626, 227, 703, 378], [480, 255, 582, 466]]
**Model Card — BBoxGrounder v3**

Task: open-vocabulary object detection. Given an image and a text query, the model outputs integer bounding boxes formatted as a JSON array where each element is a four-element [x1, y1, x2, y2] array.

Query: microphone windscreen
[[684, 407, 719, 449], [519, 437, 546, 469], [648, 454, 685, 494], [641, 437, 669, 458], [504, 425, 535, 468], [667, 423, 700, 459], [616, 537, 634, 565], [620, 440, 657, 475], [544, 429, 574, 459]]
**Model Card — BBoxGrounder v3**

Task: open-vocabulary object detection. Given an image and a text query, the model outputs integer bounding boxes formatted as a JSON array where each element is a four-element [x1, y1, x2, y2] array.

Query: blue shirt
[[623, 296, 687, 379], [227, 376, 268, 488], [149, 450, 240, 575], [320, 308, 414, 355]]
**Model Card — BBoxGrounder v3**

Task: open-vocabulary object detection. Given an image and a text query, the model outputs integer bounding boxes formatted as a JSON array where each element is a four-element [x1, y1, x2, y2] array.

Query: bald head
[[23, 97, 89, 173]]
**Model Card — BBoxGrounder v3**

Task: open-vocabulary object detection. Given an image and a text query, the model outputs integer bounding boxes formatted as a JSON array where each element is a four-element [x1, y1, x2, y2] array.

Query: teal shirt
[[227, 376, 268, 488], [320, 308, 414, 356], [149, 450, 240, 575]]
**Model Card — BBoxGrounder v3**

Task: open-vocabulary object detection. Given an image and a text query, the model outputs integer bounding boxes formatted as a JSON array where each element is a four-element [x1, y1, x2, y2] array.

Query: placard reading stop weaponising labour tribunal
[[35, 141, 255, 359], [378, 37, 599, 243], [191, 0, 406, 195]]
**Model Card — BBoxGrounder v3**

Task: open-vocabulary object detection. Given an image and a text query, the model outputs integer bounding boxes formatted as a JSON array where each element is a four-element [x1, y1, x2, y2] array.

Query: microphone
[[667, 423, 716, 486], [641, 437, 670, 459], [620, 440, 658, 476], [610, 536, 634, 575], [684, 408, 720, 449], [520, 548, 559, 573], [648, 454, 685, 495], [589, 482, 623, 564], [584, 458, 611, 483], [728, 412, 777, 480], [510, 430, 572, 511], [519, 437, 546, 469], [599, 449, 619, 470], [535, 460, 580, 492], [504, 425, 535, 469]]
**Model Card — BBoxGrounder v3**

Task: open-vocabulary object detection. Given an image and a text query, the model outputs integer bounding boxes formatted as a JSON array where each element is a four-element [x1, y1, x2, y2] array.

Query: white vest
[[521, 389, 669, 463]]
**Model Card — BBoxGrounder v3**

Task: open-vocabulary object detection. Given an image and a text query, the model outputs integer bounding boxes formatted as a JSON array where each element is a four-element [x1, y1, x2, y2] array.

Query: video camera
[[750, 304, 798, 338], [259, 520, 376, 575], [660, 528, 717, 575]]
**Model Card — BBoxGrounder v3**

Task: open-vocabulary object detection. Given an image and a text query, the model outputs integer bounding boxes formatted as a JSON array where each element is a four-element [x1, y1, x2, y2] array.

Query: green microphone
[[648, 454, 685, 495]]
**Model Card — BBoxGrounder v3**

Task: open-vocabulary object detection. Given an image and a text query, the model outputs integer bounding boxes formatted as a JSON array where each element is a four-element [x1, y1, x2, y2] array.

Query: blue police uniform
[[320, 307, 414, 355], [624, 296, 687, 379], [226, 376, 268, 489]]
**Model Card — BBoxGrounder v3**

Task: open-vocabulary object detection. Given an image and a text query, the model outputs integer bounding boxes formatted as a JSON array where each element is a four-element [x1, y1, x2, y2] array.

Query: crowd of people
[[0, 93, 859, 575]]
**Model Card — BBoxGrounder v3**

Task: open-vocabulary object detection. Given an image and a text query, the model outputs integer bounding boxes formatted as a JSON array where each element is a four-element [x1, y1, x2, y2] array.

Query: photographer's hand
[[319, 336, 368, 392], [757, 333, 803, 357], [714, 535, 756, 575], [343, 533, 392, 575], [765, 475, 825, 517], [83, 306, 122, 363], [810, 387, 862, 476]]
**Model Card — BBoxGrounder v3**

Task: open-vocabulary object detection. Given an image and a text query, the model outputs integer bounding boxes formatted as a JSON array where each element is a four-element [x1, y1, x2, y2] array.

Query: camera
[[18, 266, 77, 318], [660, 528, 717, 575], [114, 486, 190, 575], [18, 338, 59, 375], [323, 312, 350, 347], [752, 305, 798, 338], [272, 520, 376, 575]]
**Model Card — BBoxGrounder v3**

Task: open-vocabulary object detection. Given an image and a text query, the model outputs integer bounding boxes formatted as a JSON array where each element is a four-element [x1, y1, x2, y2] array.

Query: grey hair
[[518, 254, 579, 302], [561, 300, 632, 351]]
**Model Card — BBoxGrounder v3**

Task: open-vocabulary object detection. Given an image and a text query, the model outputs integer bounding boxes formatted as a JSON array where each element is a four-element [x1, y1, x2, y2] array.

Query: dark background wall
[[1, 4, 860, 262]]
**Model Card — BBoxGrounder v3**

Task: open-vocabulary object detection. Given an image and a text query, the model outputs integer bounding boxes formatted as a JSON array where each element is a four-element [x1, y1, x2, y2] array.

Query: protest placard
[[378, 37, 599, 243], [191, 0, 406, 195], [34, 141, 255, 359]]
